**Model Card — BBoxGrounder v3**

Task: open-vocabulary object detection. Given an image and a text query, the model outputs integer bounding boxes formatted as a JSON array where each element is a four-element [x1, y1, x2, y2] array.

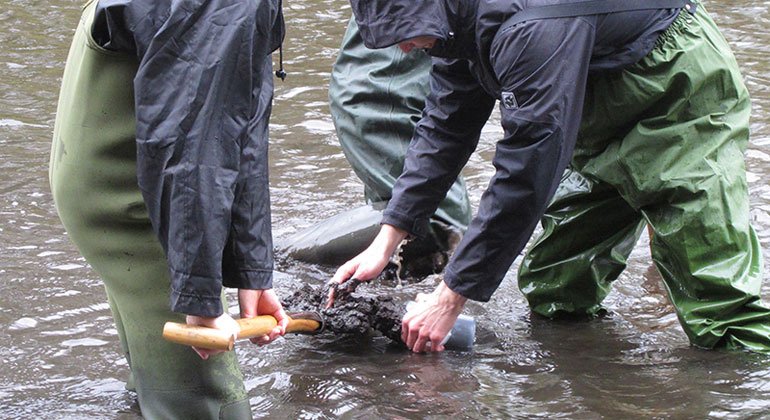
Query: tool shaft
[[162, 314, 321, 351]]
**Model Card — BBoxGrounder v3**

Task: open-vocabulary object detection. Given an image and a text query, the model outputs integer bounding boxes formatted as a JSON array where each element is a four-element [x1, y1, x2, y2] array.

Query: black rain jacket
[[349, 0, 679, 302], [91, 0, 284, 317]]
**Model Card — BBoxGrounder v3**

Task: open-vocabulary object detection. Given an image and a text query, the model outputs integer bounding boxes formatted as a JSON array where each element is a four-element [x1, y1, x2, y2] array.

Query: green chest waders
[[329, 17, 473, 232], [519, 2, 770, 351], [282, 17, 472, 268], [50, 1, 252, 418]]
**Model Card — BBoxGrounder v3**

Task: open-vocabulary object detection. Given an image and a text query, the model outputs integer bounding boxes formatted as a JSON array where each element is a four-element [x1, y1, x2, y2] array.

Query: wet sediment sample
[[283, 278, 406, 345], [279, 224, 460, 346], [384, 220, 463, 281]]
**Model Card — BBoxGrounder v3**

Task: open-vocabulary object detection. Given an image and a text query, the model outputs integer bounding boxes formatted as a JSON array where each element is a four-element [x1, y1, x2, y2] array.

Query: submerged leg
[[576, 4, 770, 351], [519, 170, 646, 318]]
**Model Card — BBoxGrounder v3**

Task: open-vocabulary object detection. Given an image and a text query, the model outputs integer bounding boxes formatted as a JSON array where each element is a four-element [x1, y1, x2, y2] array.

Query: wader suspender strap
[[500, 0, 697, 33]]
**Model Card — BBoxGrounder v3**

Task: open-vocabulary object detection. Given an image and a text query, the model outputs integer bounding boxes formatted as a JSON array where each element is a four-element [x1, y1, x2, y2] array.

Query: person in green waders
[[328, 16, 472, 252], [329, 0, 770, 354], [282, 14, 473, 272], [49, 0, 288, 418]]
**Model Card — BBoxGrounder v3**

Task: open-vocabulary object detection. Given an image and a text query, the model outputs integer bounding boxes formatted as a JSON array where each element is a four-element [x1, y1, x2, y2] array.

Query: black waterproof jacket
[[349, 0, 680, 302], [91, 0, 284, 317]]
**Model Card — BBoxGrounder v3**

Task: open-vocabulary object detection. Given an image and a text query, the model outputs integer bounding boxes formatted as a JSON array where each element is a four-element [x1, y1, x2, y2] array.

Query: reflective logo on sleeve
[[501, 92, 518, 110]]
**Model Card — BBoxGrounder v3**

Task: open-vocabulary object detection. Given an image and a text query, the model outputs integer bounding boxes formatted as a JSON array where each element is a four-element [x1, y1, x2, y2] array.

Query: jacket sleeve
[[381, 58, 496, 236], [443, 17, 596, 302], [93, 0, 281, 317]]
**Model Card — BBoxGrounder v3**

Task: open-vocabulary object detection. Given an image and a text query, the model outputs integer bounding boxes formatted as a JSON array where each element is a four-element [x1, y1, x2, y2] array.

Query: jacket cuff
[[222, 269, 273, 290], [382, 208, 430, 238], [443, 267, 493, 302], [169, 289, 224, 318], [168, 269, 224, 317]]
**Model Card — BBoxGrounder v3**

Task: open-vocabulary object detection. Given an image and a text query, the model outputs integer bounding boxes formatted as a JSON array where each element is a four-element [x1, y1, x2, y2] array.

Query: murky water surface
[[2, 1, 770, 419]]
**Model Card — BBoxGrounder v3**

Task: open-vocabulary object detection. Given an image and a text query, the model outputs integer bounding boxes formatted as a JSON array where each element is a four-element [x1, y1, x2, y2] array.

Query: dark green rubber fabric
[[519, 4, 770, 352], [49, 1, 252, 418], [329, 17, 472, 232]]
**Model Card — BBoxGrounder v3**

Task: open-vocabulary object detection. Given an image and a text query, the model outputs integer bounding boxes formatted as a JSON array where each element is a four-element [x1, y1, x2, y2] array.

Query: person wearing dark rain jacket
[[50, 0, 288, 418], [330, 0, 770, 354]]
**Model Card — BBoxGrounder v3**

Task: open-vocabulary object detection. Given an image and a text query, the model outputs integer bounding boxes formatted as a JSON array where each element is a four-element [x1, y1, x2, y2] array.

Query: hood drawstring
[[275, 42, 287, 81]]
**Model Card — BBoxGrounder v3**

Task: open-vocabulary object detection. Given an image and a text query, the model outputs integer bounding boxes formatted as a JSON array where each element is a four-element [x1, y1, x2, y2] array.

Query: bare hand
[[239, 288, 289, 345], [402, 280, 467, 353], [326, 224, 408, 308], [186, 313, 240, 360]]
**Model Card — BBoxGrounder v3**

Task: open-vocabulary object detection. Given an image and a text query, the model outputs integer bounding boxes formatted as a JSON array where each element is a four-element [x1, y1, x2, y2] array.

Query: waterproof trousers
[[329, 17, 472, 232], [519, 4, 770, 352], [49, 2, 254, 418]]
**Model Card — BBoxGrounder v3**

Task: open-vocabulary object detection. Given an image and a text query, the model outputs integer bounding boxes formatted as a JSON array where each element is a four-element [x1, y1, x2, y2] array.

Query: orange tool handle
[[162, 314, 321, 351]]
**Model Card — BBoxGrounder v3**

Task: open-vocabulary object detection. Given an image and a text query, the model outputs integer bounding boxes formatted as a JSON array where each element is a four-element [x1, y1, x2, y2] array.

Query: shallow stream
[[2, 0, 770, 418]]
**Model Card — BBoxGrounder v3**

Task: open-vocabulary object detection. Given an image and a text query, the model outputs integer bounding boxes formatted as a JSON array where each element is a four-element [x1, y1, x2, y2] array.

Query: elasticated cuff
[[382, 208, 430, 238], [443, 267, 493, 303], [169, 288, 224, 318], [222, 269, 273, 290]]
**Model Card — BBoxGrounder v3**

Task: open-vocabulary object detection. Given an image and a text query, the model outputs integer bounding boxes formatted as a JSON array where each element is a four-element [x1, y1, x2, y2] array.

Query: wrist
[[438, 280, 467, 310], [373, 224, 409, 259]]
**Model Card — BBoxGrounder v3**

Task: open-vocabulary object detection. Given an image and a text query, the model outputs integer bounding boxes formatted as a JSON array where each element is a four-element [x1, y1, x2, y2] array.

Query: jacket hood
[[350, 0, 451, 49]]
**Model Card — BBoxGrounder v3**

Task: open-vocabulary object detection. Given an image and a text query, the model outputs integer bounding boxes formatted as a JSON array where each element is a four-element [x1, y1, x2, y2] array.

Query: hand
[[186, 312, 240, 360], [326, 224, 408, 308], [402, 280, 467, 353], [239, 288, 289, 345]]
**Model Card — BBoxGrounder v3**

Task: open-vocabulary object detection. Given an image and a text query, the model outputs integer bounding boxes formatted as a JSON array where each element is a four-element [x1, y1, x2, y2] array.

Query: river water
[[2, 0, 770, 419]]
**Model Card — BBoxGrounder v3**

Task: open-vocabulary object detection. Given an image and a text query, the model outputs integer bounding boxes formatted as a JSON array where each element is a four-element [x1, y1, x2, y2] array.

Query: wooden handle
[[162, 314, 322, 351], [162, 321, 236, 351]]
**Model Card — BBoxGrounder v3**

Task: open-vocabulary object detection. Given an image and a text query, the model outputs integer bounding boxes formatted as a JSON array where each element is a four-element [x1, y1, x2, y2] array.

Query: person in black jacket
[[329, 0, 770, 354], [50, 0, 287, 418]]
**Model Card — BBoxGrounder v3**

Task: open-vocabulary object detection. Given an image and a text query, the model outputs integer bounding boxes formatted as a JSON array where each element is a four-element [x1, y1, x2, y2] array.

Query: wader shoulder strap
[[500, 0, 697, 33]]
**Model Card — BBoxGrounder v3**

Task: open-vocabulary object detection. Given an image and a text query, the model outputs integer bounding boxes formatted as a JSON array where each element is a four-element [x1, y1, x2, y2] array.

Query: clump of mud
[[384, 220, 462, 281], [283, 279, 406, 345], [280, 222, 461, 346]]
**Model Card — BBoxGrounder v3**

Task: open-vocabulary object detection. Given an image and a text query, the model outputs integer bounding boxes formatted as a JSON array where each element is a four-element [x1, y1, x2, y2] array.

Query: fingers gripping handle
[[162, 313, 323, 351]]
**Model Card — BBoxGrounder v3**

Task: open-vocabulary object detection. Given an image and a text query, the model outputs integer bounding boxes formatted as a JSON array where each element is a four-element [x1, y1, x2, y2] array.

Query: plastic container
[[406, 301, 476, 350]]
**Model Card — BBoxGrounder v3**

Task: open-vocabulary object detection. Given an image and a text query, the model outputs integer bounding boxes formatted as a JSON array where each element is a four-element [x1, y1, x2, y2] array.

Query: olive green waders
[[282, 17, 471, 266], [519, 4, 770, 352], [329, 17, 472, 232], [49, 2, 253, 418]]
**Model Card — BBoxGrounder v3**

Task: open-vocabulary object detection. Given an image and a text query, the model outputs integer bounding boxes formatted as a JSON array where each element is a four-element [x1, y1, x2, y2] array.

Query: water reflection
[[1, 0, 770, 419]]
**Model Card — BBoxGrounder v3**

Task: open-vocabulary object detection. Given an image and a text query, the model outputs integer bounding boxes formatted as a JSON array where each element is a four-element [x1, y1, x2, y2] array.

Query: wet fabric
[[328, 17, 472, 232], [49, 1, 256, 418], [90, 0, 284, 318], [519, 5, 770, 351], [349, 0, 677, 69], [348, 0, 770, 351], [347, 0, 676, 299]]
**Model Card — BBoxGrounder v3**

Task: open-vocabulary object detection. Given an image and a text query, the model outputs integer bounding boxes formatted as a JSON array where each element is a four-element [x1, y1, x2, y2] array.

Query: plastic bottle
[[405, 301, 476, 350]]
